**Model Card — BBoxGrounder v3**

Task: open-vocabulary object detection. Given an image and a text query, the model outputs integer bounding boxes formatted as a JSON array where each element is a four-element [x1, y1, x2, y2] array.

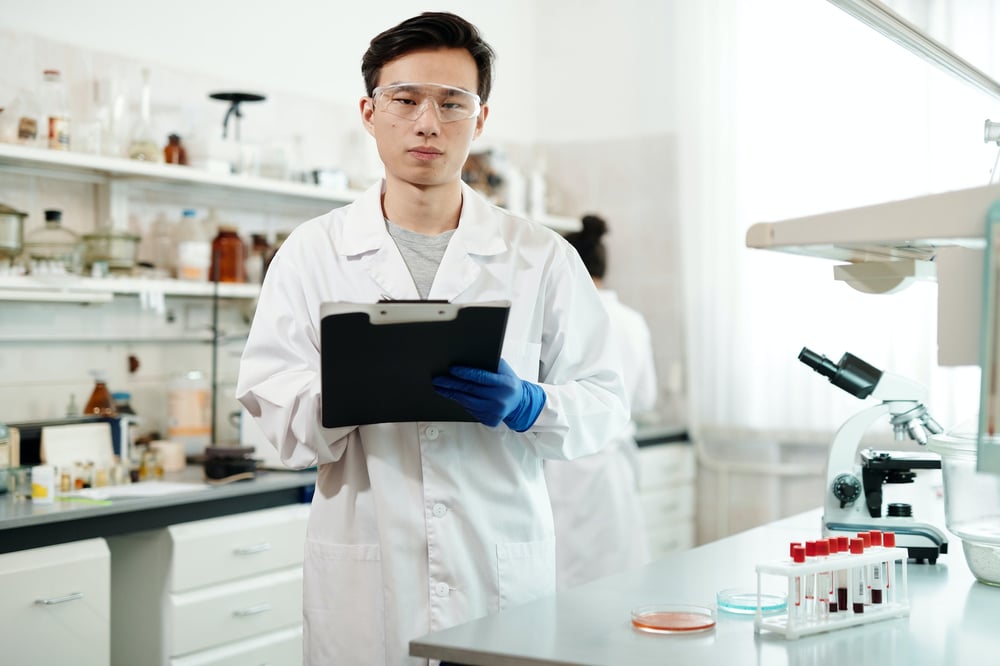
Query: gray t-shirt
[[385, 219, 456, 299]]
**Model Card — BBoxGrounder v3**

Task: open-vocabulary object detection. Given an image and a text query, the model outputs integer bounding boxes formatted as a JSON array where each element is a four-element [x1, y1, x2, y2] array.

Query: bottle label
[[48, 116, 70, 150], [17, 117, 38, 141]]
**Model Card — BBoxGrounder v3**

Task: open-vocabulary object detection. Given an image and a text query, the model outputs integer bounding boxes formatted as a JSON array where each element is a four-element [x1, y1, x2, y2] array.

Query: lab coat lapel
[[338, 181, 420, 300], [429, 183, 507, 301]]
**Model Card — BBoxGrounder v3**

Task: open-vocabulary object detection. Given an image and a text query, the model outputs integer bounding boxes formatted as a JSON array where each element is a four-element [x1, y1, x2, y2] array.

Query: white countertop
[[410, 509, 999, 665]]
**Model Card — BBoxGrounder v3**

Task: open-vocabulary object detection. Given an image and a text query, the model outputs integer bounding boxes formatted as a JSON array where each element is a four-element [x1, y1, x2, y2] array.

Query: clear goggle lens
[[372, 83, 481, 123]]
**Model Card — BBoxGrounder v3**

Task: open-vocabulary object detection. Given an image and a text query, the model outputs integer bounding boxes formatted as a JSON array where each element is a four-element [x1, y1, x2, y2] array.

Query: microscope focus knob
[[832, 473, 863, 507]]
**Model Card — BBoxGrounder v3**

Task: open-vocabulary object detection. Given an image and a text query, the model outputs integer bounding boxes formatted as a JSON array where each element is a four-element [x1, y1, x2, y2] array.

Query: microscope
[[799, 347, 949, 563]]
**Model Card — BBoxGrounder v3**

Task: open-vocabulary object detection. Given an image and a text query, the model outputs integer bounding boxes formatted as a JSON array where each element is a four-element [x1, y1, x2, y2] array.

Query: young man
[[236, 12, 628, 665]]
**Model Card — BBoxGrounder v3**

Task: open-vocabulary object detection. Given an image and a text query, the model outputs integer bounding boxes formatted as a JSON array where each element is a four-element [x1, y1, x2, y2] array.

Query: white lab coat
[[236, 181, 629, 666], [544, 290, 657, 589]]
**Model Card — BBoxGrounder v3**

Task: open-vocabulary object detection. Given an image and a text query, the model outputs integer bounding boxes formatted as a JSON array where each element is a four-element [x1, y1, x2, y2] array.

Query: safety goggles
[[371, 82, 482, 123]]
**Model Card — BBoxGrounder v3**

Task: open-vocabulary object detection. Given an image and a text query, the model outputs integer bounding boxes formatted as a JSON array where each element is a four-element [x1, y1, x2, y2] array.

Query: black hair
[[564, 214, 608, 280], [362, 12, 496, 102]]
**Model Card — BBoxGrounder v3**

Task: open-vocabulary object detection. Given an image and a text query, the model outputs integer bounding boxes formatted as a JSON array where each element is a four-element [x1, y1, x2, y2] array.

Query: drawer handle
[[35, 592, 84, 606], [233, 603, 272, 617], [233, 542, 273, 556]]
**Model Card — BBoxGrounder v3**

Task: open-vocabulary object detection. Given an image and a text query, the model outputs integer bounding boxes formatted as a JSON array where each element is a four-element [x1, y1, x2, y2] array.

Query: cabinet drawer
[[169, 566, 302, 657], [647, 522, 695, 556], [0, 539, 110, 666], [637, 444, 696, 490], [170, 625, 302, 666], [170, 503, 309, 591], [640, 482, 695, 524]]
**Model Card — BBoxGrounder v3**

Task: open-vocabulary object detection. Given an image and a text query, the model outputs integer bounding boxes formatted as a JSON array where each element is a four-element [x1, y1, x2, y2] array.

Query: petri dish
[[716, 588, 787, 615], [630, 604, 716, 634]]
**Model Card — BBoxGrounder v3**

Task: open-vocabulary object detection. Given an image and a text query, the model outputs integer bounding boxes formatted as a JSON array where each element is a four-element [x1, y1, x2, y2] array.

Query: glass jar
[[210, 225, 246, 283], [24, 209, 82, 274], [928, 419, 1000, 586]]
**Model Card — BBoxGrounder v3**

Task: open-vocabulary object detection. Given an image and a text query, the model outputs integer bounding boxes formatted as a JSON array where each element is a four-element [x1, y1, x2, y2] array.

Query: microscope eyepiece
[[799, 347, 883, 399], [798, 347, 838, 379]]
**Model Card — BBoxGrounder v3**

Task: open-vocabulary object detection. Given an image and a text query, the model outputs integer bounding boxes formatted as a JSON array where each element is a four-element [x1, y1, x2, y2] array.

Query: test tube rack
[[754, 547, 909, 639]]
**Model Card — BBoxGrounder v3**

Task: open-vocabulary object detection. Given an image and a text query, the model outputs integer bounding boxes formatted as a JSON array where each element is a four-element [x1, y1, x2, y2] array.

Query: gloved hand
[[432, 359, 546, 431]]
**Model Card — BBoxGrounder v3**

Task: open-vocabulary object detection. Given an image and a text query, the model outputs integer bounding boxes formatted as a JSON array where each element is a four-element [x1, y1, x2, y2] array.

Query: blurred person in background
[[544, 214, 657, 589]]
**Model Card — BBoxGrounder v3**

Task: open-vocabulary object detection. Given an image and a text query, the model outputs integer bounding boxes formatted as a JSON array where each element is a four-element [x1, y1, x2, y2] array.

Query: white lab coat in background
[[236, 181, 629, 666], [544, 290, 657, 590]]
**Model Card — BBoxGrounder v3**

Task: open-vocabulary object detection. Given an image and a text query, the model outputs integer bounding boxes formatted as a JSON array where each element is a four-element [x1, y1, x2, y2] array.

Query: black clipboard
[[320, 300, 511, 427]]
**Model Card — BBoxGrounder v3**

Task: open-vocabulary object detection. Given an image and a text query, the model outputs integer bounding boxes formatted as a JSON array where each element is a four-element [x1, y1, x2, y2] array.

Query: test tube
[[836, 536, 850, 612], [790, 544, 806, 620], [850, 537, 865, 613], [804, 541, 818, 616], [868, 531, 884, 605], [857, 532, 872, 604], [883, 532, 896, 603], [815, 540, 831, 617], [825, 538, 839, 613]]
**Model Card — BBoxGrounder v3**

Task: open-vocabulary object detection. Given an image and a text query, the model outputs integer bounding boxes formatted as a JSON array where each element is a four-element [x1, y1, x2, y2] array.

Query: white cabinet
[[0, 538, 110, 666], [108, 503, 310, 666], [637, 443, 696, 557]]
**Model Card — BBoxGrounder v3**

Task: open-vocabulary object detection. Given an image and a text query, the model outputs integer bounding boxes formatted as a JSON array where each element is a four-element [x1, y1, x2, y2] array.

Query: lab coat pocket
[[503, 339, 542, 381], [303, 540, 384, 665], [496, 538, 555, 612]]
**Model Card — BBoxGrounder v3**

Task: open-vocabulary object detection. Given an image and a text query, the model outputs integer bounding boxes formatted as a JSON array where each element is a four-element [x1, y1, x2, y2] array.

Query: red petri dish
[[631, 604, 716, 634]]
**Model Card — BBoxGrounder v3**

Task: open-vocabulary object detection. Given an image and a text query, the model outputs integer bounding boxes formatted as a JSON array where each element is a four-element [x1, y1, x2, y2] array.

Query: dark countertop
[[0, 466, 316, 554]]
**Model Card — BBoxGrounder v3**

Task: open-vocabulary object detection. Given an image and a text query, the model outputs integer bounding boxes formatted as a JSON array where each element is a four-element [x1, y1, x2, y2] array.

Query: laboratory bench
[[410, 507, 1000, 665], [0, 467, 315, 665], [0, 466, 316, 554]]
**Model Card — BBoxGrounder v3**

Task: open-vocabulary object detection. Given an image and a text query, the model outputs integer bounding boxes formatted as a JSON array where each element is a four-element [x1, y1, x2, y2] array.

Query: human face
[[361, 48, 488, 191]]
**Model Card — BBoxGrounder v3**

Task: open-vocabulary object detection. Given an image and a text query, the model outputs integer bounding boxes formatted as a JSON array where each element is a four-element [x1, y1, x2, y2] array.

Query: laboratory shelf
[[0, 142, 362, 209], [0, 274, 260, 302], [745, 181, 1000, 262]]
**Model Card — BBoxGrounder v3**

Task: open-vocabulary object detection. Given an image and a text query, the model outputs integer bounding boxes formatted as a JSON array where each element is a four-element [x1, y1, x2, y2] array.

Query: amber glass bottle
[[84, 372, 118, 417], [209, 225, 246, 283]]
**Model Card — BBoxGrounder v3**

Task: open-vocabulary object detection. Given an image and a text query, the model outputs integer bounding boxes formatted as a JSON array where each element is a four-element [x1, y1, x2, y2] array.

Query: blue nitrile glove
[[432, 359, 546, 431]]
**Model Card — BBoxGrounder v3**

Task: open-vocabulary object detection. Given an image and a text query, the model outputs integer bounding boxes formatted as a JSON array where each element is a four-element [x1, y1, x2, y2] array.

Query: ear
[[472, 104, 489, 140], [360, 96, 376, 137]]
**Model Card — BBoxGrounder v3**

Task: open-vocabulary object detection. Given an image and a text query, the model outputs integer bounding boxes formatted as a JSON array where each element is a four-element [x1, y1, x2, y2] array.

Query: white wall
[[0, 0, 541, 144]]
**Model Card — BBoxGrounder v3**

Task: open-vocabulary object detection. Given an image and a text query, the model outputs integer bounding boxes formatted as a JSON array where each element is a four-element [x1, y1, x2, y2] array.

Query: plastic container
[[31, 464, 55, 504], [928, 425, 1000, 587], [167, 370, 212, 455], [175, 209, 211, 281]]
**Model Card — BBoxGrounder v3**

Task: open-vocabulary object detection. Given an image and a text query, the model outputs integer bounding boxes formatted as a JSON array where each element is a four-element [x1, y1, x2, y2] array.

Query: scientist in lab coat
[[545, 214, 657, 589], [236, 12, 629, 666]]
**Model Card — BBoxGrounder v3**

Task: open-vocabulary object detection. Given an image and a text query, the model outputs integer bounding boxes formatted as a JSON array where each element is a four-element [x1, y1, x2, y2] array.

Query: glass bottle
[[164, 133, 188, 164], [210, 224, 247, 283], [24, 209, 83, 274], [127, 68, 161, 162], [0, 87, 40, 146], [84, 371, 118, 417], [40, 69, 70, 150]]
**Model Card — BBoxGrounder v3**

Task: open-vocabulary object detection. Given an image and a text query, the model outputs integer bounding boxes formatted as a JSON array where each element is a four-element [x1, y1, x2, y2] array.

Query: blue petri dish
[[716, 588, 787, 615]]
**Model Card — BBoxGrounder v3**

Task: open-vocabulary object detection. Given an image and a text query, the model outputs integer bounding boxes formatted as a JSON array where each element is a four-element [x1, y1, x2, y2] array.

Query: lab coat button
[[432, 503, 447, 518], [435, 582, 450, 597], [424, 426, 440, 440]]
